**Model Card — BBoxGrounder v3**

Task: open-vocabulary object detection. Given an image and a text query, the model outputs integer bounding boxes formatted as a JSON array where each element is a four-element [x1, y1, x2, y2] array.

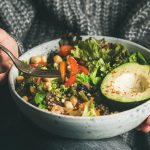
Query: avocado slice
[[101, 63, 150, 106]]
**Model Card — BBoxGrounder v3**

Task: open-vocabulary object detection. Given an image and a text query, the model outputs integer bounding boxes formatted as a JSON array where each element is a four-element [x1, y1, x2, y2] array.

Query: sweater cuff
[[11, 35, 25, 56], [16, 39, 25, 55]]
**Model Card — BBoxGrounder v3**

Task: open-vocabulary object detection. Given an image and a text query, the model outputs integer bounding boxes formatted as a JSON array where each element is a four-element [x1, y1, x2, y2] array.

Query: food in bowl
[[15, 33, 150, 116]]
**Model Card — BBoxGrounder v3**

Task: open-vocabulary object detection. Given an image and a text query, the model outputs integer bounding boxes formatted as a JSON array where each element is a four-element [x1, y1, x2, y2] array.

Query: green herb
[[37, 82, 44, 91], [82, 100, 96, 117], [39, 104, 46, 109], [128, 52, 148, 64], [71, 37, 129, 85], [137, 52, 147, 64], [79, 91, 89, 101], [34, 92, 46, 105], [76, 73, 90, 83]]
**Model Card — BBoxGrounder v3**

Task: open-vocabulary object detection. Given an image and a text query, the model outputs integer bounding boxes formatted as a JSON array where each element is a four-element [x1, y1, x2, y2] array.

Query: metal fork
[[0, 44, 61, 78]]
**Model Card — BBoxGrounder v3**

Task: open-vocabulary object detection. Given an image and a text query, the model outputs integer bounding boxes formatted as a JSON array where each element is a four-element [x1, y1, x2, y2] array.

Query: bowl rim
[[9, 35, 150, 120]]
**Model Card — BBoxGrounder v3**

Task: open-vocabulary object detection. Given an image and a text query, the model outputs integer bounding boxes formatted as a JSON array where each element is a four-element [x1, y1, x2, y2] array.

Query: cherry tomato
[[64, 57, 79, 86], [65, 75, 76, 87], [79, 65, 89, 74], [67, 56, 78, 75], [59, 45, 74, 57]]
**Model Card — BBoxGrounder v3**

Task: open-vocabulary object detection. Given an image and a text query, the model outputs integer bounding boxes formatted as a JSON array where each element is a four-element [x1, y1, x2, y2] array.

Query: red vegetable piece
[[59, 45, 74, 57], [64, 56, 78, 86], [67, 56, 78, 75], [79, 65, 89, 74], [65, 75, 76, 87]]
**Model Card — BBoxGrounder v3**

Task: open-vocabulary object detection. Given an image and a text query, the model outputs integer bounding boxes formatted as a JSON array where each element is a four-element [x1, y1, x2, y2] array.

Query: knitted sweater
[[0, 0, 150, 150]]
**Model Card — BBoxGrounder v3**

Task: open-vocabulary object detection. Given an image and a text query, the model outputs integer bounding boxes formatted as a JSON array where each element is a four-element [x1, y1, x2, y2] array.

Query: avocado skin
[[101, 95, 149, 111]]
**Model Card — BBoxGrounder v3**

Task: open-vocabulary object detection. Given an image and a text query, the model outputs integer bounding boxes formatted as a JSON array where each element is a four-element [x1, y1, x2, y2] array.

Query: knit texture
[[0, 0, 150, 150]]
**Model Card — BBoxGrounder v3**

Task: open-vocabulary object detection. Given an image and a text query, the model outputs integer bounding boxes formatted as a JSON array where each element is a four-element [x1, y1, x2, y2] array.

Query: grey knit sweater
[[0, 0, 150, 150]]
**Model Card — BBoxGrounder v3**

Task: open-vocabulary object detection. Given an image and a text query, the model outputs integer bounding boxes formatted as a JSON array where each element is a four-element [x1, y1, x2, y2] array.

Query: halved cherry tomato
[[59, 45, 74, 57], [65, 75, 76, 87], [64, 57, 79, 86], [59, 61, 66, 82], [79, 65, 89, 74], [67, 56, 78, 75]]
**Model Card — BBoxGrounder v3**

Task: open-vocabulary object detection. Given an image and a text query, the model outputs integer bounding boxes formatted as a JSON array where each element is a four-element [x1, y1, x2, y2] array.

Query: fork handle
[[0, 44, 19, 64]]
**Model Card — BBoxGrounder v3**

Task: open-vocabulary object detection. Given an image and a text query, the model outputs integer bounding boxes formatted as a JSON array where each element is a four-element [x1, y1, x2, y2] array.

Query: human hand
[[0, 28, 18, 83], [137, 116, 150, 133]]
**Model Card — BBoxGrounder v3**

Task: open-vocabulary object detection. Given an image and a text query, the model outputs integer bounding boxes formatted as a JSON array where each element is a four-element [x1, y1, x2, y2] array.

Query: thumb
[[0, 49, 10, 63], [0, 62, 10, 83]]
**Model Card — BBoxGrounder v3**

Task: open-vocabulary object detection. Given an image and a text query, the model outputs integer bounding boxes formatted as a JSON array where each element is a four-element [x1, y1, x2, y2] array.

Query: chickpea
[[51, 105, 64, 114], [22, 96, 28, 101], [30, 86, 36, 94], [70, 96, 78, 106], [69, 110, 82, 116], [42, 78, 51, 82], [53, 55, 63, 64], [64, 101, 73, 109], [44, 81, 51, 90], [30, 56, 41, 64], [16, 76, 24, 83], [41, 56, 47, 63], [78, 103, 85, 111]]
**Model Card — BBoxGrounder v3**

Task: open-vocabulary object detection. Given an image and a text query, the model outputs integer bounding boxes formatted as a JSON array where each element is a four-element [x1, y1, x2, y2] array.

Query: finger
[[0, 29, 18, 60], [0, 50, 10, 62], [145, 116, 150, 125], [0, 72, 8, 84], [0, 63, 10, 84], [0, 63, 8, 73], [0, 29, 14, 62], [141, 125, 150, 133], [0, 28, 9, 42], [0, 60, 12, 74]]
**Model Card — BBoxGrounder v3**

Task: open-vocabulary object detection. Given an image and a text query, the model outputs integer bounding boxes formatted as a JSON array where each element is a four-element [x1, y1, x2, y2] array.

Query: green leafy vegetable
[[79, 91, 89, 101], [71, 37, 129, 86], [82, 100, 96, 116], [137, 52, 147, 64], [35, 92, 46, 105], [37, 82, 45, 91], [39, 104, 46, 109], [128, 52, 148, 64], [76, 73, 90, 83]]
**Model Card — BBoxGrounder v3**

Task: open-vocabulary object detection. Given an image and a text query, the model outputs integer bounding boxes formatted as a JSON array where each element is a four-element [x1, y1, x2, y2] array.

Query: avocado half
[[100, 63, 150, 110]]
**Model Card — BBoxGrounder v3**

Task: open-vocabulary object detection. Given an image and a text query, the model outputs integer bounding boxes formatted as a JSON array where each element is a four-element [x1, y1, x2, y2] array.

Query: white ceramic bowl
[[8, 36, 150, 139]]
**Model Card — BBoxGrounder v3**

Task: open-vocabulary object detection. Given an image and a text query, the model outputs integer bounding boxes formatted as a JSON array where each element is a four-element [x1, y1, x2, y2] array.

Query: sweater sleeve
[[120, 0, 150, 49], [0, 0, 36, 42]]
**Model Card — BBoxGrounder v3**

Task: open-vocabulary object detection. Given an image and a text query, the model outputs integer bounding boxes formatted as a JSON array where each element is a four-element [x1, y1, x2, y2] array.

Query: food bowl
[[8, 36, 150, 139]]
